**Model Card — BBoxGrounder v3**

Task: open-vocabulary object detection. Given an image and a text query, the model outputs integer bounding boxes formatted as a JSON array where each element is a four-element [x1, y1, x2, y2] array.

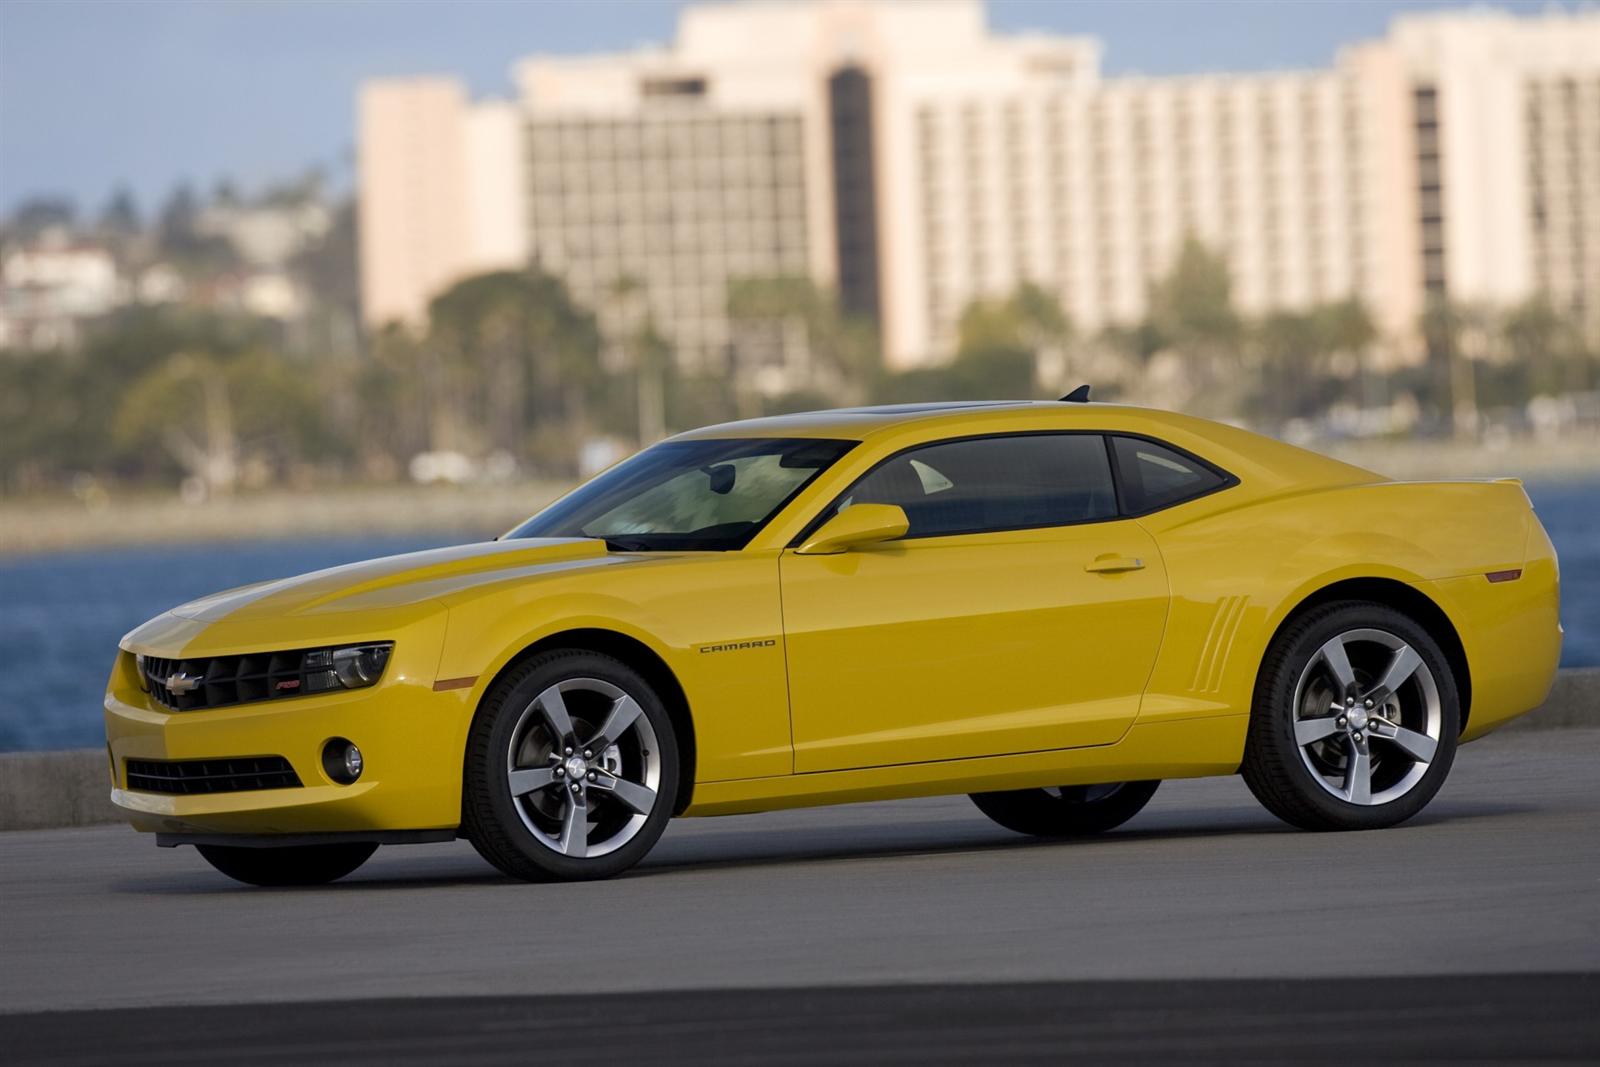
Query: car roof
[[672, 399, 1387, 493], [675, 400, 1083, 440]]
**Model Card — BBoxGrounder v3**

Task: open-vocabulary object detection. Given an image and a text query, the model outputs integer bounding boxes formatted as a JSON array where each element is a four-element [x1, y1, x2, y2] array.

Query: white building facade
[[357, 1, 1600, 373]]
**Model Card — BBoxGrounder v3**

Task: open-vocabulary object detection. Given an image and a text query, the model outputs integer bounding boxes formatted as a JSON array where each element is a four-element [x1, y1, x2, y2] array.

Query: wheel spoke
[[505, 676, 663, 860], [1294, 715, 1343, 746], [1317, 636, 1358, 692], [587, 694, 643, 753], [591, 772, 657, 815], [537, 684, 576, 742], [508, 767, 559, 797], [1376, 723, 1437, 764], [1366, 644, 1422, 704], [557, 790, 588, 857], [1343, 741, 1373, 805]]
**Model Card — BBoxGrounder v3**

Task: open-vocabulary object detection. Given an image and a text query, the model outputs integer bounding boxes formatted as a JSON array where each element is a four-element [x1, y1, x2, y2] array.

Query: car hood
[[168, 538, 613, 622]]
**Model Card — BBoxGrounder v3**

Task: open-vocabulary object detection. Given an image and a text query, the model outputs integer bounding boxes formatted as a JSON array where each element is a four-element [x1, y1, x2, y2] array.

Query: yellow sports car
[[105, 398, 1562, 885]]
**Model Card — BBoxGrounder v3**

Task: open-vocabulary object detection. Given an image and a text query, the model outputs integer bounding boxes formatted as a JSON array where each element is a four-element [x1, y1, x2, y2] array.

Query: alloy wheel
[[505, 677, 662, 859], [1290, 627, 1442, 806]]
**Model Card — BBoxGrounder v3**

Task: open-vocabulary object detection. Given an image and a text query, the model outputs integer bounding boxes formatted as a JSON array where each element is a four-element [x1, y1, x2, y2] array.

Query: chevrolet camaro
[[105, 397, 1562, 885]]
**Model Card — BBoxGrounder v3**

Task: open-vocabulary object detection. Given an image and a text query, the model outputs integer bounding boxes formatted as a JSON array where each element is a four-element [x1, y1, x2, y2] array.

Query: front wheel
[[462, 650, 679, 883], [196, 842, 377, 886], [1242, 601, 1459, 831], [970, 780, 1160, 837]]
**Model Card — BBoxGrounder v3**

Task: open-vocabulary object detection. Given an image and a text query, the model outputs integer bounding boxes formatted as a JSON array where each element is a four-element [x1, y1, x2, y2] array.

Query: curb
[[2, 668, 1594, 833], [0, 748, 119, 831]]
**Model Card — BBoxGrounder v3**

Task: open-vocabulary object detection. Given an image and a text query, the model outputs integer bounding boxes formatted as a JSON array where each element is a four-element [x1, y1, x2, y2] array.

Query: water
[[2, 483, 1596, 752], [0, 535, 455, 752]]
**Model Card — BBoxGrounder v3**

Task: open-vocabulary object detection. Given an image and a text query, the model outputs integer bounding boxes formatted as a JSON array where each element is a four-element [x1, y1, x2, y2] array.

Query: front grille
[[140, 649, 344, 711], [125, 756, 302, 795]]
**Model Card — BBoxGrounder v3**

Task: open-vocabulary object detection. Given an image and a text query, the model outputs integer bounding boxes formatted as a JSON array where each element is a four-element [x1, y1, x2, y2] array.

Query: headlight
[[303, 642, 393, 692]]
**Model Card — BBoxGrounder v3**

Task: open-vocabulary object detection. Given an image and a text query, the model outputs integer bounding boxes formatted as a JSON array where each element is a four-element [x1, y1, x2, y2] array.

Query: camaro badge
[[698, 639, 778, 654], [165, 672, 201, 695]]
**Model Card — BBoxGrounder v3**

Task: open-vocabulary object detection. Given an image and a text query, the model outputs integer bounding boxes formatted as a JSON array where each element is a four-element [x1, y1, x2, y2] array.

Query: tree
[[1254, 310, 1323, 421], [1148, 238, 1241, 353], [1246, 299, 1378, 424], [156, 182, 237, 275], [6, 196, 76, 238], [98, 187, 141, 235], [955, 283, 1074, 392], [1141, 237, 1244, 416], [1501, 297, 1592, 397], [290, 197, 361, 356], [726, 276, 878, 405], [605, 273, 668, 444], [112, 349, 329, 495], [425, 269, 605, 470], [1419, 298, 1492, 437], [1313, 297, 1379, 407]]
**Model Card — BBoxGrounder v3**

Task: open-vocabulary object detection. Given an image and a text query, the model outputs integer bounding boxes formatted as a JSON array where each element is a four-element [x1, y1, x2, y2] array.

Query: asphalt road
[[3, 728, 1598, 1058], [6, 977, 1597, 1065]]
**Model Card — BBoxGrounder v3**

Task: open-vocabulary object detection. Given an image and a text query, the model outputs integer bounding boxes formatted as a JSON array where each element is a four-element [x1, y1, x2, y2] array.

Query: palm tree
[[606, 273, 667, 444], [727, 276, 877, 405]]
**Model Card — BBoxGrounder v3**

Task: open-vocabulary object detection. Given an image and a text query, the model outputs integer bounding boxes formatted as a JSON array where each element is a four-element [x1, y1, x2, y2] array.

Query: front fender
[[431, 553, 792, 782]]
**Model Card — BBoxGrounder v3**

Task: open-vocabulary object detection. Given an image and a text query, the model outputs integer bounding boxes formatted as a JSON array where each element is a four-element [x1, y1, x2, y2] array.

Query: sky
[[0, 0, 1564, 217]]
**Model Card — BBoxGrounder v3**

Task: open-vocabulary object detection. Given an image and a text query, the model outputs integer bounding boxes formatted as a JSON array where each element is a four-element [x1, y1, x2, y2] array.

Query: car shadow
[[107, 796, 1536, 896]]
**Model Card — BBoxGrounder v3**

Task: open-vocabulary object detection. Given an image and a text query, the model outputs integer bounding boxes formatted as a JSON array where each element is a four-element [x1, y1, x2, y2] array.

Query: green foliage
[[665, 372, 738, 431], [156, 183, 239, 278], [760, 389, 835, 416], [112, 349, 333, 486], [957, 282, 1072, 358], [726, 275, 880, 401], [4, 240, 1595, 496], [872, 283, 1070, 404], [423, 269, 605, 468], [876, 346, 1038, 404], [0, 352, 93, 491], [1148, 237, 1240, 352], [1099, 320, 1166, 364]]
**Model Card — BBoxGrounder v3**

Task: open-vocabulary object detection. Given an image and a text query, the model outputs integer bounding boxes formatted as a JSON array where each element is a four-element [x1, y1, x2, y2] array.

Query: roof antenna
[[1059, 384, 1091, 403]]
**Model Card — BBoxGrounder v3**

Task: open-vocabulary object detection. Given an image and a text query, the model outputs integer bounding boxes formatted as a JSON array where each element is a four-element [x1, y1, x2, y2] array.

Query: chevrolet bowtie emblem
[[165, 672, 201, 695]]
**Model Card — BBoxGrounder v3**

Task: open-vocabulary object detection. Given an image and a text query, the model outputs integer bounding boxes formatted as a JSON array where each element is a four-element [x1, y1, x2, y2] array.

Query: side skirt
[[682, 714, 1249, 817]]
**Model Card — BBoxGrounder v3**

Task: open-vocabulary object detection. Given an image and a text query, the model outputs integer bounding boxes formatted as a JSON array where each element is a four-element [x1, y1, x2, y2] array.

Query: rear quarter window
[[1111, 436, 1231, 514]]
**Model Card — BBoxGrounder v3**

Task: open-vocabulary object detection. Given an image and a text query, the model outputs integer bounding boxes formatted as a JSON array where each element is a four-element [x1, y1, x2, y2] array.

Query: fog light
[[323, 738, 363, 784]]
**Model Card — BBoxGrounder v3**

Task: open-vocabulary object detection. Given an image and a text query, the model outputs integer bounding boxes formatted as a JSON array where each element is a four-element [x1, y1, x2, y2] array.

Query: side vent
[[1191, 595, 1248, 694]]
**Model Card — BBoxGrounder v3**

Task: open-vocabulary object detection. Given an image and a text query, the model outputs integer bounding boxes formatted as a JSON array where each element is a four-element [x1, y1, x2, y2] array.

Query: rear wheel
[[1242, 600, 1459, 831], [196, 842, 376, 886], [970, 780, 1160, 837], [463, 650, 679, 882]]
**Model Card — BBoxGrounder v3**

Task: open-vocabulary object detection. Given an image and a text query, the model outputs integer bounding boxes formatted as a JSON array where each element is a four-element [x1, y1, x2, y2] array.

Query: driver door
[[779, 432, 1169, 773]]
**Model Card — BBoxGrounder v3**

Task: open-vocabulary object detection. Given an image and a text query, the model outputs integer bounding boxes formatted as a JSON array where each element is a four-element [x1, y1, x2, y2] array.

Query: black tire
[[970, 780, 1160, 837], [462, 649, 679, 883], [196, 842, 377, 886], [1242, 600, 1460, 831]]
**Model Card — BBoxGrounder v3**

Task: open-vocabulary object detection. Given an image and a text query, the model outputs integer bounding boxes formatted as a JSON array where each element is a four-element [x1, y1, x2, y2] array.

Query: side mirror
[[795, 503, 909, 555]]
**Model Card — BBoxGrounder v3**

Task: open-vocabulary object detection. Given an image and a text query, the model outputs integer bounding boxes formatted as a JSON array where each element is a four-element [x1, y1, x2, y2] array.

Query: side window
[[838, 434, 1117, 538], [1111, 436, 1228, 513]]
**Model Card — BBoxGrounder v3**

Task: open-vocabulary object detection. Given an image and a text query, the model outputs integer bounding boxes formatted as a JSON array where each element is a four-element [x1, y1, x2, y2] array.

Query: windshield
[[508, 438, 857, 551]]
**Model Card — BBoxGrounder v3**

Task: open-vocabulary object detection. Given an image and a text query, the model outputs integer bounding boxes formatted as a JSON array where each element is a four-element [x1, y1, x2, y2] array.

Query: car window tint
[[1111, 436, 1227, 513], [841, 434, 1116, 538]]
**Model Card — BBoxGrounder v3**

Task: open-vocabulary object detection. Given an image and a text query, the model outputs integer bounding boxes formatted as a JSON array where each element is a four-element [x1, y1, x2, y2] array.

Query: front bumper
[[105, 613, 474, 836]]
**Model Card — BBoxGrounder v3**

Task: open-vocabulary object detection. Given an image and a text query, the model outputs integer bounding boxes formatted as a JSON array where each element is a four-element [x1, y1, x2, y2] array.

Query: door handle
[[1084, 555, 1145, 574]]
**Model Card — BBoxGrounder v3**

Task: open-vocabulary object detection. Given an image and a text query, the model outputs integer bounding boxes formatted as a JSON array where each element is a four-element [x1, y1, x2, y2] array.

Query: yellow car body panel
[[104, 401, 1562, 839], [779, 518, 1167, 771]]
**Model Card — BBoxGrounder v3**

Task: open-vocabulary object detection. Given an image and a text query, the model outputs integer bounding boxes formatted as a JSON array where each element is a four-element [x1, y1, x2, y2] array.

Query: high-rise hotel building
[[359, 1, 1599, 378]]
